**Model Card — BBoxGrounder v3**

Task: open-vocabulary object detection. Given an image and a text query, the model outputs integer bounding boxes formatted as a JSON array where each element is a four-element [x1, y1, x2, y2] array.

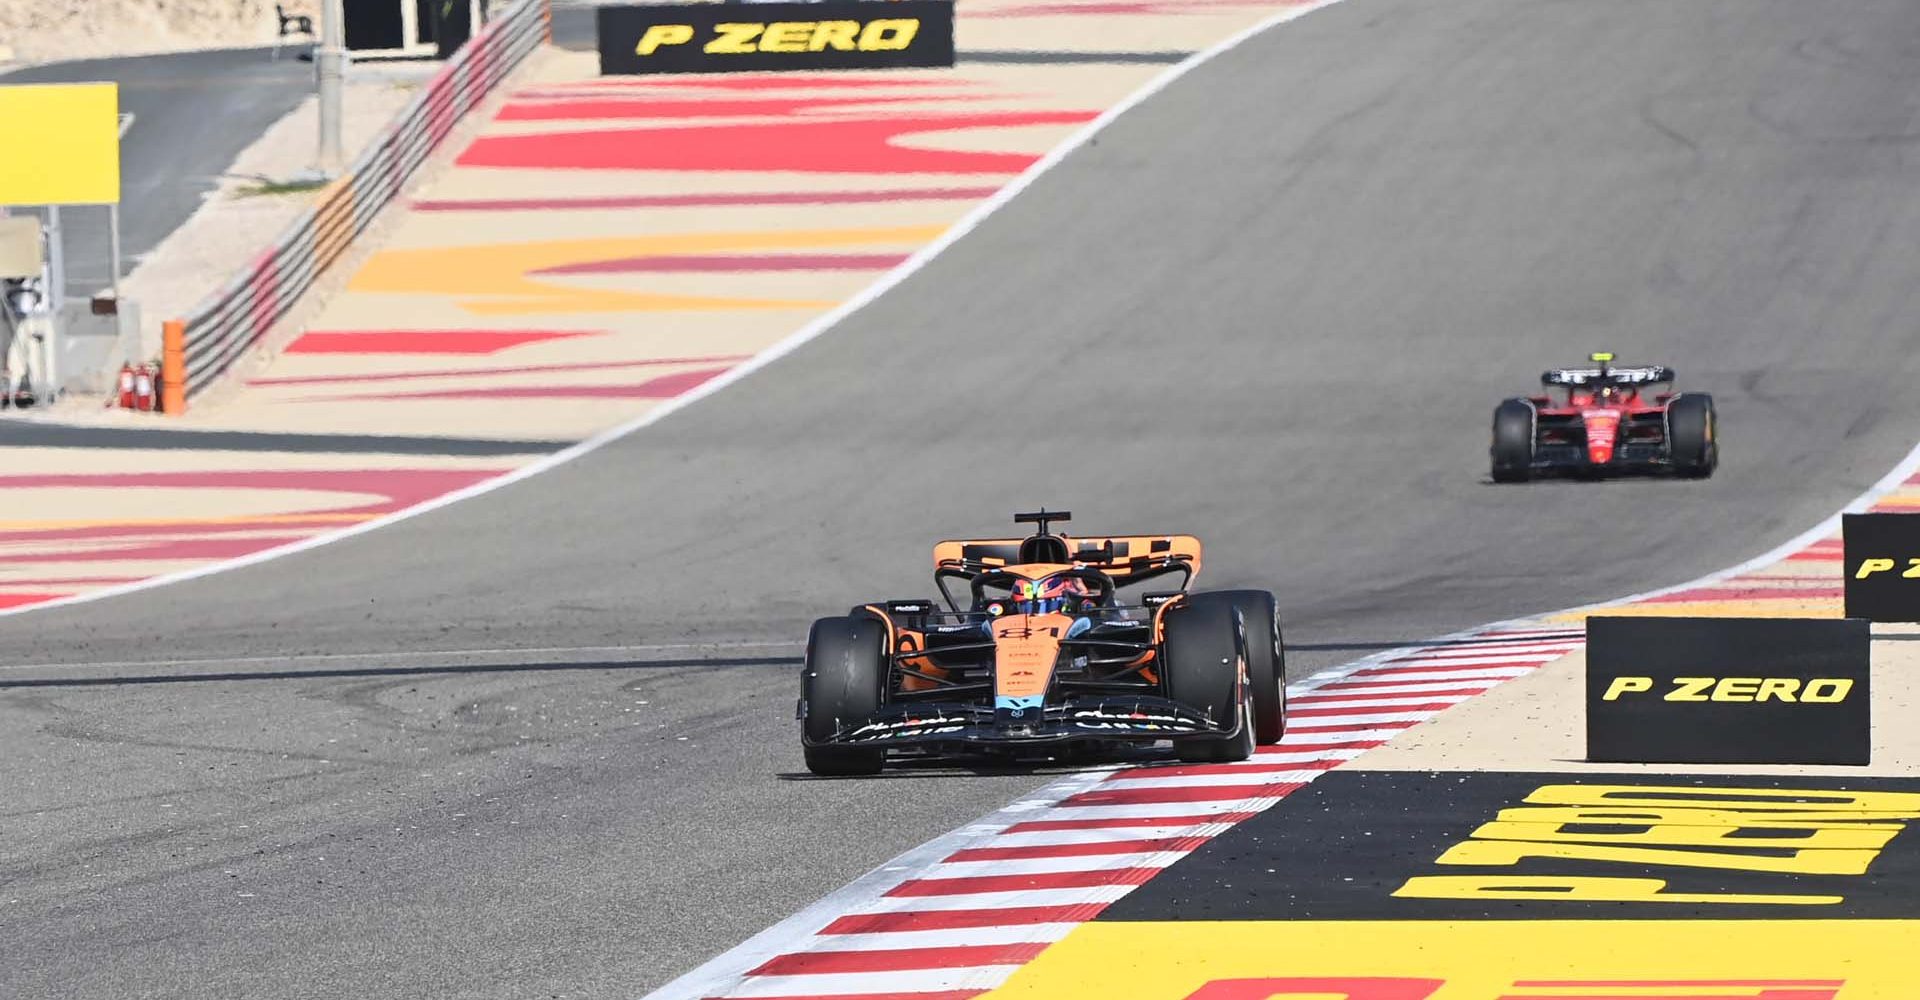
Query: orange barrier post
[[161, 319, 186, 415]]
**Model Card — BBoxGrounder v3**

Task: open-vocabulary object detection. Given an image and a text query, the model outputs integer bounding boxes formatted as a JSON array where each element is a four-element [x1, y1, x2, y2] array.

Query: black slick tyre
[[801, 615, 888, 776], [1667, 392, 1717, 479], [1162, 596, 1254, 763], [1491, 399, 1535, 483], [1188, 591, 1285, 744]]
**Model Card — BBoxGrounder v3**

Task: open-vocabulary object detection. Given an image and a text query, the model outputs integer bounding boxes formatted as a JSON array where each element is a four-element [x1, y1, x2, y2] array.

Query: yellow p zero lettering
[[1602, 676, 1651, 701], [706, 23, 764, 54], [635, 24, 694, 55], [809, 20, 860, 51], [1493, 805, 1914, 827], [1756, 677, 1801, 702], [858, 18, 921, 51], [1666, 677, 1714, 701], [1802, 678, 1855, 703], [1524, 783, 1920, 814], [1467, 817, 1901, 851], [1856, 557, 1896, 578], [758, 21, 812, 53], [1436, 838, 1881, 875], [1906, 557, 1920, 578], [1392, 874, 1840, 906], [1711, 676, 1762, 702]]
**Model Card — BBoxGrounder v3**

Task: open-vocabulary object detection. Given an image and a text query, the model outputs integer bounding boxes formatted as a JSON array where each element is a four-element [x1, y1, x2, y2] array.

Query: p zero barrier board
[[596, 1, 956, 75], [1843, 512, 1920, 622], [1585, 616, 1870, 765]]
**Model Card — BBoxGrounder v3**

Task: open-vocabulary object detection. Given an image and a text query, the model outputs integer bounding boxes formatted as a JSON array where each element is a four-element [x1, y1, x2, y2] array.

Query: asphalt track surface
[[10, 0, 1920, 995], [3, 48, 315, 297], [0, 419, 567, 455]]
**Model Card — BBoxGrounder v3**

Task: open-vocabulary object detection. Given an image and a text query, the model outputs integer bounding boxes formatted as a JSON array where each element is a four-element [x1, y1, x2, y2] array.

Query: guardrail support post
[[317, 0, 346, 174], [161, 318, 186, 415]]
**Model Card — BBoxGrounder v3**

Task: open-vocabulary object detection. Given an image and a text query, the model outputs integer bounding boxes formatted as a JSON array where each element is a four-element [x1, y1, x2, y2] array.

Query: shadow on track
[[0, 628, 1578, 690], [0, 655, 801, 689]]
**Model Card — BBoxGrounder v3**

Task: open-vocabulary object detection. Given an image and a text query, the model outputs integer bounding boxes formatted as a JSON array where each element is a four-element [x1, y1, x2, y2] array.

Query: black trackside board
[[597, 1, 955, 75], [1098, 771, 1920, 922], [1844, 513, 1920, 622], [1585, 616, 1870, 766]]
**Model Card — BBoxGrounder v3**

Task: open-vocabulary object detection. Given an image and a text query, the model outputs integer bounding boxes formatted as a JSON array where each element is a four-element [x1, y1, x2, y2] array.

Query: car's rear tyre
[[801, 615, 888, 776], [1491, 399, 1535, 483], [1189, 591, 1285, 744], [1667, 392, 1717, 479], [1162, 596, 1255, 763]]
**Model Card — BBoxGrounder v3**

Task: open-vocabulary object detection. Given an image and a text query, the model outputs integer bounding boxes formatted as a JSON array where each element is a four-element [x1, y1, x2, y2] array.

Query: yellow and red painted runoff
[[12, 0, 1370, 610], [0, 0, 1160, 610]]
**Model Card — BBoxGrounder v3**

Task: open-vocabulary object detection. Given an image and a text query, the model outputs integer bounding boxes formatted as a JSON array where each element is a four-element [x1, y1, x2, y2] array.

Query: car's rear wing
[[933, 534, 1204, 582], [1542, 365, 1675, 387]]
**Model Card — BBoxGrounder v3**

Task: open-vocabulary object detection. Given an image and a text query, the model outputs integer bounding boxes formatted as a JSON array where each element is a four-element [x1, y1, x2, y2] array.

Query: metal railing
[[174, 0, 551, 402]]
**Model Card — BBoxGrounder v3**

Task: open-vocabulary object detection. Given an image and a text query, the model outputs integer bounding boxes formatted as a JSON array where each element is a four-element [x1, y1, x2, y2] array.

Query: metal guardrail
[[174, 0, 551, 402]]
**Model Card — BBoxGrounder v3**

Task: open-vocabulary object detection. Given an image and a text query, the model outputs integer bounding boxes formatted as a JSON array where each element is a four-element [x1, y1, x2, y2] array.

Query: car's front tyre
[[801, 615, 888, 776], [1491, 398, 1536, 483], [1162, 596, 1255, 764], [1667, 392, 1717, 479], [1187, 591, 1285, 744]]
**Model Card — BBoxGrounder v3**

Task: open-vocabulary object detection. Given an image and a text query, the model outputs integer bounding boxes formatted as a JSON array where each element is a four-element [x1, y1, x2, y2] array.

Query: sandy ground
[[1351, 629, 1920, 775], [0, 1, 315, 65], [116, 67, 427, 358]]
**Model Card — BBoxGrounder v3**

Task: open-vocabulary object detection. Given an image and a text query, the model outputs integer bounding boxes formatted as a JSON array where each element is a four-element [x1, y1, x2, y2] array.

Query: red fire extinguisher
[[115, 362, 135, 409], [133, 363, 155, 412]]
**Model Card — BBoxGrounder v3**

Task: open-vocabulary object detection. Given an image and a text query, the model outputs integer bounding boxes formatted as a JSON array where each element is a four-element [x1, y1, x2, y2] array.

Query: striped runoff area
[[683, 627, 1584, 1000]]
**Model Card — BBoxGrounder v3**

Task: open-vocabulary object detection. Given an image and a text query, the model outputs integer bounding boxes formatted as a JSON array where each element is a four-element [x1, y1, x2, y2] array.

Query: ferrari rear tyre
[[1163, 595, 1255, 764], [1667, 392, 1717, 479], [1189, 591, 1285, 744], [801, 615, 888, 776], [1491, 399, 1535, 483]]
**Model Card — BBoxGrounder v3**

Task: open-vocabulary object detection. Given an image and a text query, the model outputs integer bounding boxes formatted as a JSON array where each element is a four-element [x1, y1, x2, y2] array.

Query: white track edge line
[[0, 0, 1326, 624]]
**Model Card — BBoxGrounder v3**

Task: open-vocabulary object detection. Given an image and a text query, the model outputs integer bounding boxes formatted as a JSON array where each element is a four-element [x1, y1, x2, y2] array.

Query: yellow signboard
[[0, 83, 120, 205], [990, 920, 1920, 999]]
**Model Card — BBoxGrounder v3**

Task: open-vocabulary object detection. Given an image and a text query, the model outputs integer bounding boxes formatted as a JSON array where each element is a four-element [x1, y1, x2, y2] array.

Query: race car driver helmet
[[1011, 574, 1092, 615], [1592, 383, 1622, 403]]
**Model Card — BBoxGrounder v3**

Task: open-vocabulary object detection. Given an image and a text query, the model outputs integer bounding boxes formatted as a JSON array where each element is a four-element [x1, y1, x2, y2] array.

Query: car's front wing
[[1532, 442, 1672, 473], [800, 694, 1239, 749]]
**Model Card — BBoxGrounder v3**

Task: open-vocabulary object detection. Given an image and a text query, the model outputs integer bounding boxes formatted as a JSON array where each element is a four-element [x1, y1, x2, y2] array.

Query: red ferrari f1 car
[[1491, 353, 1717, 482], [797, 511, 1287, 775]]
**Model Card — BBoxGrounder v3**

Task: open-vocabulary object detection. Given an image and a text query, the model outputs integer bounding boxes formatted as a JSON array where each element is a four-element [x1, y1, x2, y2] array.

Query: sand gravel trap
[[117, 68, 425, 357], [0, 1, 312, 65]]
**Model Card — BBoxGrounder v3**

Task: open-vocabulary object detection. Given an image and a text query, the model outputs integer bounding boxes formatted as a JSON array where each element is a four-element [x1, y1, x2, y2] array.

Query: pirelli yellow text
[[635, 24, 694, 55], [1392, 782, 1920, 905], [1601, 675, 1852, 702], [1854, 556, 1920, 578], [702, 19, 922, 55]]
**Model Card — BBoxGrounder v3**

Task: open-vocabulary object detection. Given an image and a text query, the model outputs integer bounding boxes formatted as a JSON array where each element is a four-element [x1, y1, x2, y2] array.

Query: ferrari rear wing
[[1542, 365, 1675, 386]]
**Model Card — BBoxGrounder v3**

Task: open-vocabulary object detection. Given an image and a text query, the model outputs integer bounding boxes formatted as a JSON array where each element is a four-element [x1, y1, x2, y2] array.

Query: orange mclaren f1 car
[[797, 511, 1287, 775]]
